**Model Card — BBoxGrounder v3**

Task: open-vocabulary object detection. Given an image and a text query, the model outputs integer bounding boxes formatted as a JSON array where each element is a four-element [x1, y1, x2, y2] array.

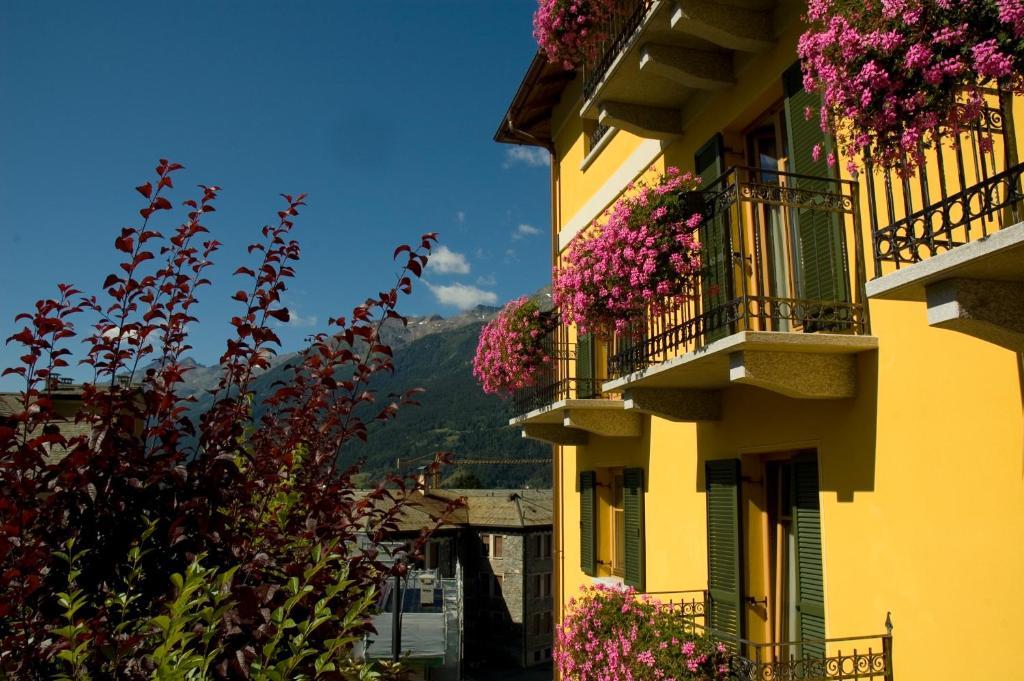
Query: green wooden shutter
[[782, 62, 850, 317], [705, 459, 743, 641], [694, 134, 733, 344], [623, 467, 645, 591], [792, 455, 826, 658], [580, 471, 597, 576], [575, 333, 596, 398]]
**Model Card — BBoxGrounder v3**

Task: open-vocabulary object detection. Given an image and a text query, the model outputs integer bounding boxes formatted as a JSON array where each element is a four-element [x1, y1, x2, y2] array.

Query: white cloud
[[504, 248, 518, 264], [512, 223, 541, 240], [476, 273, 497, 287], [456, 211, 465, 224], [287, 312, 318, 328], [427, 282, 498, 310], [503, 146, 551, 168], [428, 245, 471, 275]]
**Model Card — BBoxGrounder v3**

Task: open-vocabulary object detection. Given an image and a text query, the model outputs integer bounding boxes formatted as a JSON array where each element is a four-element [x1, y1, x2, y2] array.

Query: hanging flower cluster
[[473, 297, 557, 396], [798, 0, 1024, 175], [533, 0, 616, 70], [555, 584, 734, 681], [553, 167, 704, 336]]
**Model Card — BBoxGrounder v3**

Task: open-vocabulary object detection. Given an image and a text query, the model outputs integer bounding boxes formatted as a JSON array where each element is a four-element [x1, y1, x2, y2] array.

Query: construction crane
[[396, 454, 550, 469], [450, 458, 551, 465]]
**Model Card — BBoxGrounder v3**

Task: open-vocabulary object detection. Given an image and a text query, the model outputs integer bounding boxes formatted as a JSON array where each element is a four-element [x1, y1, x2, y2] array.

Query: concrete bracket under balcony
[[729, 350, 857, 399], [867, 221, 1024, 351], [512, 400, 640, 445], [638, 44, 734, 91], [623, 388, 722, 421], [925, 278, 1024, 352], [598, 101, 681, 140], [580, 0, 788, 139], [669, 0, 775, 53], [521, 424, 589, 446], [603, 331, 878, 400]]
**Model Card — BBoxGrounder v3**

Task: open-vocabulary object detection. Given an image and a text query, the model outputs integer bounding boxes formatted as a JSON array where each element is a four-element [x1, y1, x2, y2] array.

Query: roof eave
[[493, 51, 574, 149]]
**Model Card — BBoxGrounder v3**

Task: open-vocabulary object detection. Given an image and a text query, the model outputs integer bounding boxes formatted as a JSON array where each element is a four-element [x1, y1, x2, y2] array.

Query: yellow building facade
[[496, 2, 1024, 680]]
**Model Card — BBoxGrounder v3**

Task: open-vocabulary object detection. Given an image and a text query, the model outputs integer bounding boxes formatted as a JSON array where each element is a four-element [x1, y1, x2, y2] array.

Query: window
[[482, 533, 504, 558], [581, 467, 645, 589], [583, 119, 613, 158], [478, 573, 491, 596], [612, 472, 625, 577], [531, 572, 552, 599], [533, 532, 552, 558], [493, 573, 504, 598], [544, 647, 552, 660]]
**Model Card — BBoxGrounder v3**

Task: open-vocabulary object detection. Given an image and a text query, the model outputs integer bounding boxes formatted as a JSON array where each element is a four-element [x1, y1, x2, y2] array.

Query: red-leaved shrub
[[0, 160, 458, 678]]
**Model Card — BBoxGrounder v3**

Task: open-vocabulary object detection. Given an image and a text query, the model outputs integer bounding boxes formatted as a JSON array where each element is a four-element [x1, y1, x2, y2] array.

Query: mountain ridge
[[171, 293, 552, 488]]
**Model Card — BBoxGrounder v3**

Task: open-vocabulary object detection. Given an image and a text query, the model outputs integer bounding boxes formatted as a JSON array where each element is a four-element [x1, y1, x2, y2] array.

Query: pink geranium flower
[[472, 297, 557, 396], [533, 0, 616, 69], [555, 584, 734, 680], [553, 167, 704, 337], [799, 0, 1024, 175]]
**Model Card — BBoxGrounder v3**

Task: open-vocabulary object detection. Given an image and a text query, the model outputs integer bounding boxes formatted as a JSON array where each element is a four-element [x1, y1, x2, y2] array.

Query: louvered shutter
[[623, 467, 645, 591], [705, 459, 743, 641], [782, 62, 850, 322], [694, 134, 733, 344], [576, 333, 596, 398], [792, 455, 826, 658], [580, 471, 597, 576]]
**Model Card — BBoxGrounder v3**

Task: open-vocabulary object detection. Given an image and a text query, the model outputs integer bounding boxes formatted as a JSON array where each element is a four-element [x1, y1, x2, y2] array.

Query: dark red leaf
[[267, 308, 290, 323]]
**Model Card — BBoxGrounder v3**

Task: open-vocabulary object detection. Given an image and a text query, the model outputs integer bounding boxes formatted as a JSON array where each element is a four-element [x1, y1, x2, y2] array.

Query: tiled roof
[[0, 394, 21, 418], [356, 488, 553, 534], [428, 489, 552, 529]]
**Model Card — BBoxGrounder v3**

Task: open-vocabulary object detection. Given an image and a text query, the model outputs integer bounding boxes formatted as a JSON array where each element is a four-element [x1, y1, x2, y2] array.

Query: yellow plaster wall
[[558, 416, 707, 606], [557, 313, 1023, 681], [544, 17, 1024, 681]]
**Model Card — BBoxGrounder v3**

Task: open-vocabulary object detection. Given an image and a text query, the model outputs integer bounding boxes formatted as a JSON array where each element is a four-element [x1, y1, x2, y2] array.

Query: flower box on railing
[[603, 165, 869, 379]]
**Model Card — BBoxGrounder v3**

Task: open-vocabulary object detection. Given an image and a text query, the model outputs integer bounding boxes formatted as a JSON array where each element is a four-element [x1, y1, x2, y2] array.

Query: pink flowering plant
[[472, 297, 557, 396], [555, 584, 735, 681], [533, 0, 615, 69], [799, 0, 1024, 175], [553, 167, 703, 336]]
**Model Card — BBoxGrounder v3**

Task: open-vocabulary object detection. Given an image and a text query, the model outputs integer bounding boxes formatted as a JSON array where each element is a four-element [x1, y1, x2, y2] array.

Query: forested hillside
[[177, 302, 552, 489]]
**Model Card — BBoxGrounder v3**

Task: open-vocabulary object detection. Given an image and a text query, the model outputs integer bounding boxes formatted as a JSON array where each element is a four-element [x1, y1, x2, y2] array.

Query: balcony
[[668, 592, 894, 681], [577, 0, 796, 139], [603, 166, 877, 418], [510, 337, 639, 445], [865, 85, 1024, 351]]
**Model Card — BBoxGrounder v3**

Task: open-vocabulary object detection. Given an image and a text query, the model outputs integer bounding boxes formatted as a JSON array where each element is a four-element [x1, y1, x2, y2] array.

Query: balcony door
[[695, 134, 734, 344], [780, 62, 851, 327], [706, 453, 826, 659], [745, 108, 799, 332], [763, 455, 826, 658]]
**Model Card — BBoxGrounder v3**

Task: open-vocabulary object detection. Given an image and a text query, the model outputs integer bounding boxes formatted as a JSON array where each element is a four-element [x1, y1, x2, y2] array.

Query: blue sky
[[0, 1, 552, 385]]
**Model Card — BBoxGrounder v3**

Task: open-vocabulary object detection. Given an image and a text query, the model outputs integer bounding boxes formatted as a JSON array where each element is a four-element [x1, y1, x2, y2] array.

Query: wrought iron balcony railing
[[866, 84, 1024, 275], [664, 592, 893, 681], [581, 0, 653, 103], [608, 165, 869, 379], [704, 627, 895, 681], [510, 339, 609, 417], [586, 120, 613, 154]]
